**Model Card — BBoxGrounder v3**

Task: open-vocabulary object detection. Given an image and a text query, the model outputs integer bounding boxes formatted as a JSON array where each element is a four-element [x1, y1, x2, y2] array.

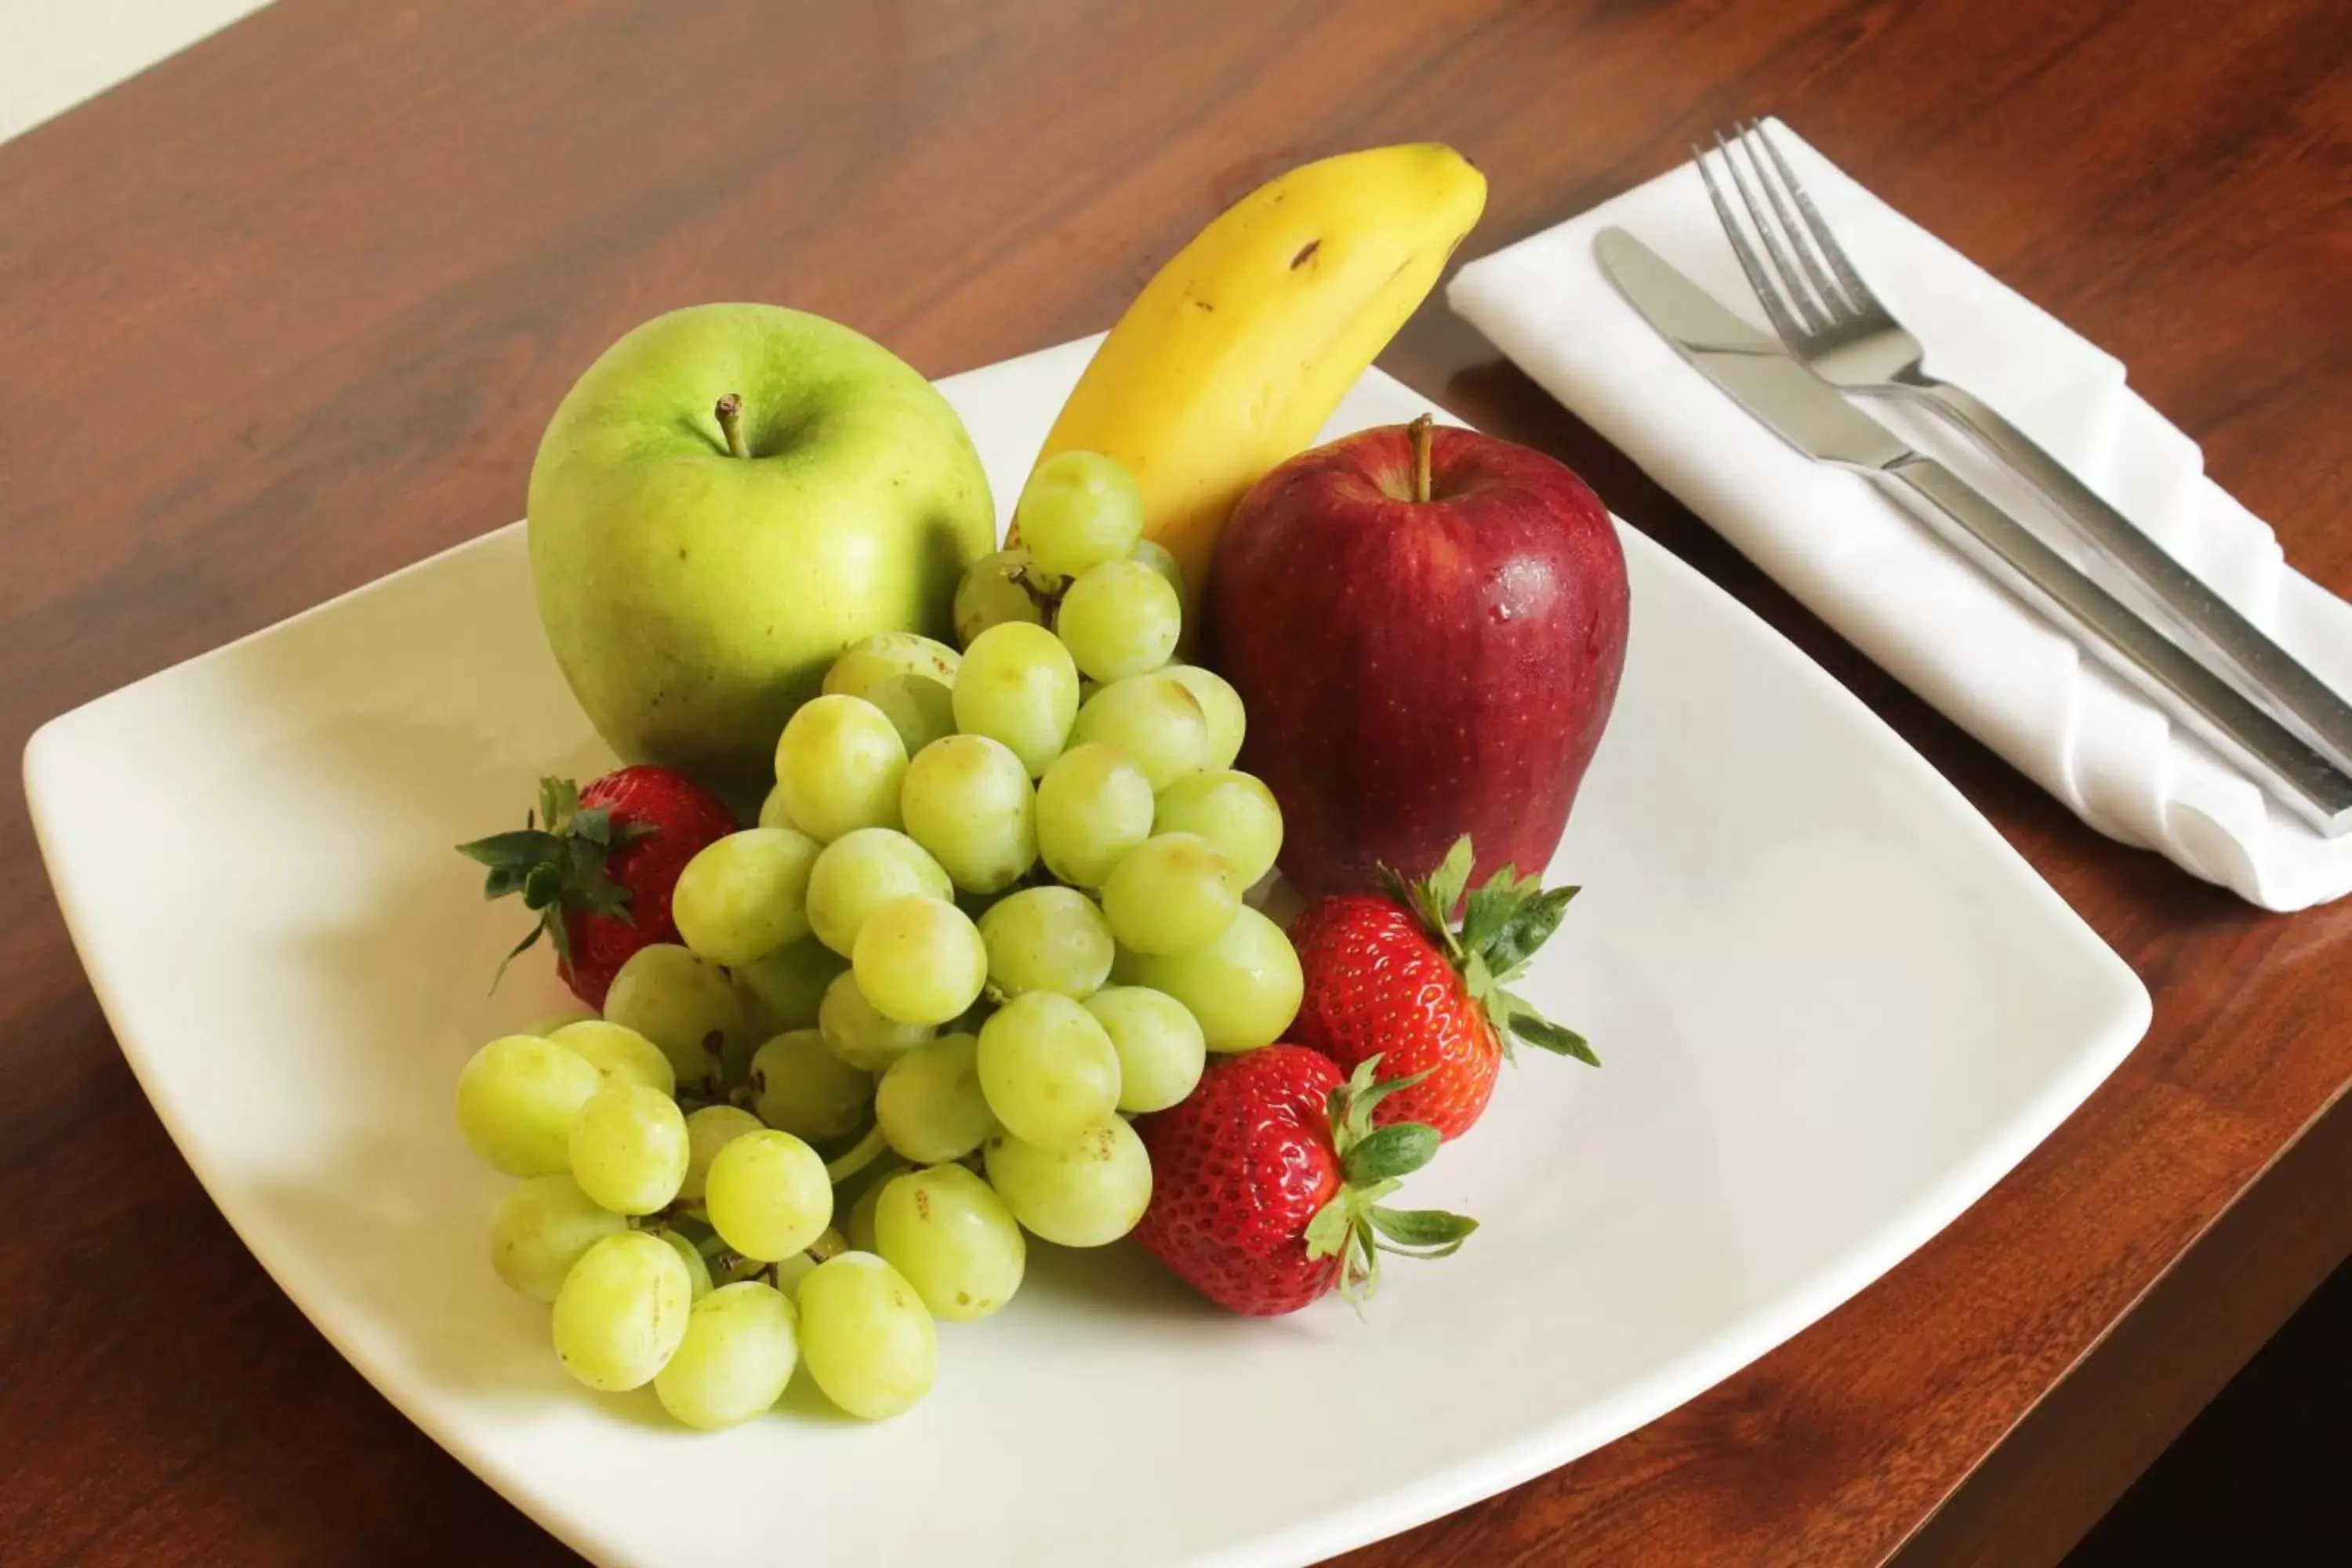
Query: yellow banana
[[1031, 143, 1486, 593]]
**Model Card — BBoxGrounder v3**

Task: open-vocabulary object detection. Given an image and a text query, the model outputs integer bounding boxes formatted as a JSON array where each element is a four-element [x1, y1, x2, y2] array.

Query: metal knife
[[1593, 226, 2352, 837]]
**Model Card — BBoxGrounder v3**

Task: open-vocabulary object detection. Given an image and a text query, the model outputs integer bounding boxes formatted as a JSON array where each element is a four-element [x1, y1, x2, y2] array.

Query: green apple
[[529, 303, 994, 797]]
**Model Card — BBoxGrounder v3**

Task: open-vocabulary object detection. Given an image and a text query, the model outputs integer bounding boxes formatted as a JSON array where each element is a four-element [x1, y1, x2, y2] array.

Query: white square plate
[[27, 339, 2149, 1568]]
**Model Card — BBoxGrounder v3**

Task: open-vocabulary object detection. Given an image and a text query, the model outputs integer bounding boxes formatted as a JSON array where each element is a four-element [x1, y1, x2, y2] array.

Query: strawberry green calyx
[[1377, 835, 1598, 1066], [1302, 1054, 1479, 1309], [456, 777, 652, 980]]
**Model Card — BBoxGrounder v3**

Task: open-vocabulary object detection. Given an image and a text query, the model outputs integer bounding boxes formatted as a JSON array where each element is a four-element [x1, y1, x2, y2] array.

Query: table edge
[[1893, 1072, 2352, 1566]]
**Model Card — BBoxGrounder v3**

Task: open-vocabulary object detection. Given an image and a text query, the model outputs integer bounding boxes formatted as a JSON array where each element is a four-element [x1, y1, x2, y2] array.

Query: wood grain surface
[[2, 2, 2347, 1563]]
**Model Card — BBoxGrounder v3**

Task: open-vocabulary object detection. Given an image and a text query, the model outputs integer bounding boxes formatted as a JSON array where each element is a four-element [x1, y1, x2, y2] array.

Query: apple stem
[[714, 394, 749, 459], [1409, 414, 1434, 504]]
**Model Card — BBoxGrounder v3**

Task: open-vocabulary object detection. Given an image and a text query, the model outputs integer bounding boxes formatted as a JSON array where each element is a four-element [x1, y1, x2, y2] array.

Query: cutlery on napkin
[[1447, 119, 2352, 911]]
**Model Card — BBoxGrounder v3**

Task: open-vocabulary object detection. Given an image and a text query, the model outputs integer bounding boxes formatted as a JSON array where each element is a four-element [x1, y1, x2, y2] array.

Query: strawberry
[[1134, 1044, 1475, 1316], [457, 767, 737, 1007], [1290, 835, 1595, 1142]]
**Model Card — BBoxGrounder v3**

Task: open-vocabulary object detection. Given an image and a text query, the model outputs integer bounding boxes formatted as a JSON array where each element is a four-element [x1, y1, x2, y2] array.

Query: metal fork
[[1695, 118, 2352, 781]]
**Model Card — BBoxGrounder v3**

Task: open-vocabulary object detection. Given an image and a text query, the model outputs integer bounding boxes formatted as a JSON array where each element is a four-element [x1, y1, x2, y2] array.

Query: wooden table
[[2, 2, 2346, 1562]]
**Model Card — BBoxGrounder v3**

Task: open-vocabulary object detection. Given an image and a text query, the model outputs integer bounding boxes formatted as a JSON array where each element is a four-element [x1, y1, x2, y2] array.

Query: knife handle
[[1878, 455, 2352, 837], [1905, 378, 2352, 779]]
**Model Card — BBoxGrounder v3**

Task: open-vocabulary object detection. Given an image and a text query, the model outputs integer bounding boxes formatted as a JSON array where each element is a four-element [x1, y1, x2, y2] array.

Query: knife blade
[[1593, 226, 2352, 837]]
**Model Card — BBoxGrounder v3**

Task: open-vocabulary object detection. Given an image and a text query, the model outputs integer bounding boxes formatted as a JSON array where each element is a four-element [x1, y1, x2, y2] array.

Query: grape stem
[[1008, 560, 1069, 619], [715, 394, 749, 459], [824, 1124, 891, 1185]]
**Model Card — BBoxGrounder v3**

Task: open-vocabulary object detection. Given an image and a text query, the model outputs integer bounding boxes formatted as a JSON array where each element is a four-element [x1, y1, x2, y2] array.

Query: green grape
[[1085, 986, 1207, 1113], [796, 1252, 938, 1421], [655, 1226, 715, 1301], [1130, 539, 1186, 621], [977, 886, 1115, 998], [770, 1228, 844, 1297], [1162, 664, 1246, 771], [1100, 832, 1242, 955], [731, 940, 850, 1040], [828, 630, 960, 688], [1069, 673, 1210, 789], [984, 1116, 1152, 1247], [873, 1164, 1025, 1322], [847, 1163, 903, 1254], [671, 827, 822, 967], [654, 1280, 800, 1431], [975, 991, 1122, 1147], [602, 944, 748, 1085], [772, 693, 909, 842], [1108, 942, 1142, 985], [550, 1230, 691, 1392], [1152, 770, 1283, 887], [1033, 743, 1156, 887], [1054, 559, 1181, 683], [547, 1019, 677, 1097], [804, 827, 953, 956], [899, 733, 1037, 894], [818, 969, 935, 1070], [1134, 905, 1301, 1051], [756, 782, 795, 831], [874, 1032, 993, 1163], [523, 1008, 595, 1036], [861, 671, 961, 756], [823, 631, 961, 753], [703, 1130, 833, 1261], [1014, 450, 1145, 577], [955, 885, 1012, 932], [749, 1028, 873, 1142], [681, 1104, 764, 1200], [456, 1034, 603, 1177], [853, 896, 989, 1026], [717, 1033, 759, 1097], [568, 1083, 690, 1214], [952, 622, 1080, 777], [488, 1174, 626, 1301], [953, 548, 1057, 647]]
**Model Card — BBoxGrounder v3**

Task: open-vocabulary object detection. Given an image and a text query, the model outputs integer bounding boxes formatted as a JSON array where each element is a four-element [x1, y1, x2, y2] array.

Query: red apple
[[1203, 417, 1628, 898]]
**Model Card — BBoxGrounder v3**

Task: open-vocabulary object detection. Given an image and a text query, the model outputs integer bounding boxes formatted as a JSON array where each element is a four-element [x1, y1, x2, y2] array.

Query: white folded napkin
[[1448, 120, 2352, 911]]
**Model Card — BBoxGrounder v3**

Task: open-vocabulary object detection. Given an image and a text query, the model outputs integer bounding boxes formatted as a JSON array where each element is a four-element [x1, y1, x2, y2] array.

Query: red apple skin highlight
[[1203, 421, 1629, 899]]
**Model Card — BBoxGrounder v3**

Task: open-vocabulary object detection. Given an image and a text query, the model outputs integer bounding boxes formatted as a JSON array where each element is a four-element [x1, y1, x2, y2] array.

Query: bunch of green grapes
[[459, 991, 945, 1429], [456, 450, 1301, 1432]]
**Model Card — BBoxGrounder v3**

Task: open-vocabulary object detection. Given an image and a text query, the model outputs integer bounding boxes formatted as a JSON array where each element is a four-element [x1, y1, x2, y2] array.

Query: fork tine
[[1693, 137, 1812, 345], [1752, 118, 1880, 317], [1734, 120, 1851, 324], [1712, 127, 1831, 337]]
